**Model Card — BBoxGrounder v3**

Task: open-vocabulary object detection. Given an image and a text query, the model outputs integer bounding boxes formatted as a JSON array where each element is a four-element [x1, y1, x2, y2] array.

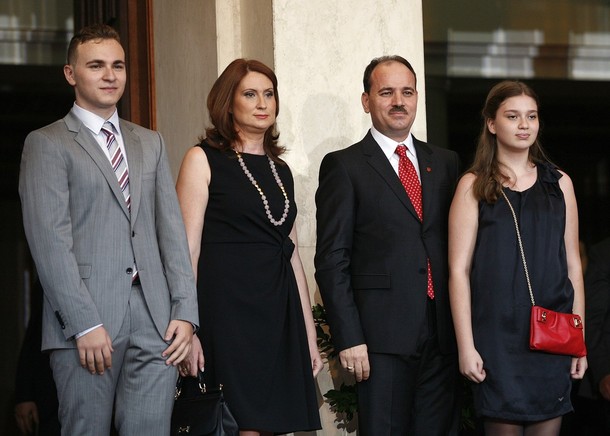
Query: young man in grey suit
[[315, 56, 461, 435], [18, 24, 198, 435]]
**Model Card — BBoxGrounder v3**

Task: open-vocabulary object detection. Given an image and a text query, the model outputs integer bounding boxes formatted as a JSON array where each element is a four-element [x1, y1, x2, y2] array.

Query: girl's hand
[[571, 355, 587, 380]]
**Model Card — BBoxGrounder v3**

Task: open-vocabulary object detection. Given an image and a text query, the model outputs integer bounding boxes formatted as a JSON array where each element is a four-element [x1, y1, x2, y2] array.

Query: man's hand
[[15, 401, 38, 435], [75, 326, 113, 374], [163, 320, 194, 366], [339, 344, 370, 382]]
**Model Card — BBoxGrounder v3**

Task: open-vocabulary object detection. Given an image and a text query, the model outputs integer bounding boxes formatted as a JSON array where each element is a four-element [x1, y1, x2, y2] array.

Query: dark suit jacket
[[580, 237, 610, 398], [14, 279, 60, 435], [315, 131, 460, 356]]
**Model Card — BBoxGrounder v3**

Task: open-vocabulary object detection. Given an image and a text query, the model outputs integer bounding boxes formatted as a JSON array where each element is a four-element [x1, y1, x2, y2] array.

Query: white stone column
[[153, 0, 218, 177], [272, 2, 426, 434]]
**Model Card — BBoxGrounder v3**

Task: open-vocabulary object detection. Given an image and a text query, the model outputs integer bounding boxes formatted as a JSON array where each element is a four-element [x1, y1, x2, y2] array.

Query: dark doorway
[[0, 64, 73, 435], [426, 77, 610, 247]]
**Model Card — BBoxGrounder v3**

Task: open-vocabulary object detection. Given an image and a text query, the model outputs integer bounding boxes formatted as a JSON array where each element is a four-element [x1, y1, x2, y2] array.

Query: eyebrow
[[378, 86, 415, 92], [503, 109, 538, 114], [85, 59, 125, 65], [241, 87, 274, 92]]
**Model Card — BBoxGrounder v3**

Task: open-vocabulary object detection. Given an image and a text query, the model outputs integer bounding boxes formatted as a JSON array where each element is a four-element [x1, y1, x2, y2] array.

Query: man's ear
[[64, 64, 76, 86], [361, 92, 370, 114]]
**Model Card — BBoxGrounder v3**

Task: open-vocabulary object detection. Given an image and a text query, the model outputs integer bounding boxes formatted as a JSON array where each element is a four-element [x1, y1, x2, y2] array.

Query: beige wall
[[273, 0, 428, 288], [153, 1, 425, 434], [153, 0, 217, 178], [215, 0, 274, 79], [154, 0, 277, 178]]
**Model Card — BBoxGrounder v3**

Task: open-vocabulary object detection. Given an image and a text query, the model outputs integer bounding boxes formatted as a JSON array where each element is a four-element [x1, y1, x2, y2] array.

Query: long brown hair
[[203, 59, 284, 160], [469, 80, 551, 202]]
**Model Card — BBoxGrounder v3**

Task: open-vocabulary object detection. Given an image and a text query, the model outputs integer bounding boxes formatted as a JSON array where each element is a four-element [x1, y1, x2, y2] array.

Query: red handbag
[[530, 305, 586, 357], [502, 191, 586, 358]]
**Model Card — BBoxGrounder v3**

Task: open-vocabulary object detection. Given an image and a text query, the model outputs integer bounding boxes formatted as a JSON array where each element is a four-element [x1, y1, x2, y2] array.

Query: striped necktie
[[101, 122, 138, 281], [101, 122, 131, 211]]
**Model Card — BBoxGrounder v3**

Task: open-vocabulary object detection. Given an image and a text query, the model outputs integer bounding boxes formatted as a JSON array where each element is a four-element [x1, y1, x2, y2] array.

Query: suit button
[[132, 231, 135, 237], [126, 268, 133, 275]]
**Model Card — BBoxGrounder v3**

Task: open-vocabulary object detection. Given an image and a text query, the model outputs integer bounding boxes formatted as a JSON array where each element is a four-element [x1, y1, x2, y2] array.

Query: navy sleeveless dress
[[195, 143, 320, 433], [471, 163, 574, 421]]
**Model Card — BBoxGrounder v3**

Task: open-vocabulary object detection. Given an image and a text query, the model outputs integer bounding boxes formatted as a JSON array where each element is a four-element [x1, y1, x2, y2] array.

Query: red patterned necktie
[[101, 122, 131, 211], [395, 145, 434, 299], [395, 145, 422, 220]]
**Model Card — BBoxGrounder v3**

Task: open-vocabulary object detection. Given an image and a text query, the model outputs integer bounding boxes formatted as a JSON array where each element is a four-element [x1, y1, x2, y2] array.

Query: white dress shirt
[[72, 103, 129, 171], [370, 125, 421, 181]]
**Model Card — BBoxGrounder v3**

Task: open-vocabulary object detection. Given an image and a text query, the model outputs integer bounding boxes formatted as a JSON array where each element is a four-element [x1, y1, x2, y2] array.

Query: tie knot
[[101, 121, 114, 145], [395, 144, 408, 158]]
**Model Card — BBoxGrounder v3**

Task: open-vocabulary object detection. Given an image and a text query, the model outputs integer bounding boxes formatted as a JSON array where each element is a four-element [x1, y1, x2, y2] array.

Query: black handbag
[[170, 372, 239, 436]]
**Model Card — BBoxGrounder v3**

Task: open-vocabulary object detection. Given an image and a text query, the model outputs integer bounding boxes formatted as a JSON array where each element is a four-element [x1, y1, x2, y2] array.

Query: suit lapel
[[64, 112, 133, 219], [414, 138, 435, 230], [361, 132, 420, 221], [65, 112, 130, 219], [120, 121, 142, 223]]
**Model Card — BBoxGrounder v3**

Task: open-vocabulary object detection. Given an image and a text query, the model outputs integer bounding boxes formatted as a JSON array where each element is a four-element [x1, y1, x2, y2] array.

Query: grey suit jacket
[[19, 109, 198, 351]]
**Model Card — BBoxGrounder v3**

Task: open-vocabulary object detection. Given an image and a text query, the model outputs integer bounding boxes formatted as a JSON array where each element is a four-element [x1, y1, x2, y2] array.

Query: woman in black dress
[[448, 81, 587, 435], [176, 59, 322, 435]]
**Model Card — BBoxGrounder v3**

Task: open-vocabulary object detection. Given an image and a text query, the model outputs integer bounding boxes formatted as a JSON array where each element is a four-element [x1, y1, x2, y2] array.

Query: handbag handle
[[174, 371, 208, 400], [174, 371, 224, 400], [500, 190, 536, 306]]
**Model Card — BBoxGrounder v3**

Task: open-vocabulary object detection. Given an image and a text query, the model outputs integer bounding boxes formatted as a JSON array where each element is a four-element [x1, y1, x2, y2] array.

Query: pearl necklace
[[235, 150, 290, 226]]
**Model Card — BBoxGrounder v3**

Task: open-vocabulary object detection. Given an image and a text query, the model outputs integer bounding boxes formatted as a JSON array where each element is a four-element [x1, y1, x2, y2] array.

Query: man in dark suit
[[315, 55, 461, 435], [18, 24, 198, 435], [577, 237, 610, 433], [14, 279, 60, 436]]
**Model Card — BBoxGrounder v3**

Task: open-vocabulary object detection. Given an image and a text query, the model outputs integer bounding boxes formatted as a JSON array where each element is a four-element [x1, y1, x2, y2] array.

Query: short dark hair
[[67, 23, 121, 65], [204, 58, 284, 160], [362, 55, 417, 93]]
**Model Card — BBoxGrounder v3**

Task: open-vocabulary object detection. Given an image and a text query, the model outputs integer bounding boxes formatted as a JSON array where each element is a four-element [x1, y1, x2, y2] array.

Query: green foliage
[[312, 303, 338, 358], [461, 378, 477, 431], [323, 383, 358, 425], [312, 303, 357, 426]]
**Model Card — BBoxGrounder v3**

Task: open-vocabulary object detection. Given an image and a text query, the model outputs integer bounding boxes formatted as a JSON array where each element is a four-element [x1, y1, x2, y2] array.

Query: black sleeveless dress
[[195, 143, 321, 433], [471, 163, 574, 421]]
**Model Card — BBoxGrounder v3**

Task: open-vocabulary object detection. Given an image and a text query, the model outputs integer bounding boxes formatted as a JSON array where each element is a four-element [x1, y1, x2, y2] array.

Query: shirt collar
[[72, 103, 120, 135], [370, 125, 415, 159]]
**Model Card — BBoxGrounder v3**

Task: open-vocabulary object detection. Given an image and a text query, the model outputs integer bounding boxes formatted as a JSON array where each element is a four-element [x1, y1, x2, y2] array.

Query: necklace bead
[[235, 150, 290, 226]]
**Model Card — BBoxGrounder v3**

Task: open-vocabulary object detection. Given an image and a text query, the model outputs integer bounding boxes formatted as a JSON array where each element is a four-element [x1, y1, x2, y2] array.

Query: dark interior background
[[425, 77, 610, 247]]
